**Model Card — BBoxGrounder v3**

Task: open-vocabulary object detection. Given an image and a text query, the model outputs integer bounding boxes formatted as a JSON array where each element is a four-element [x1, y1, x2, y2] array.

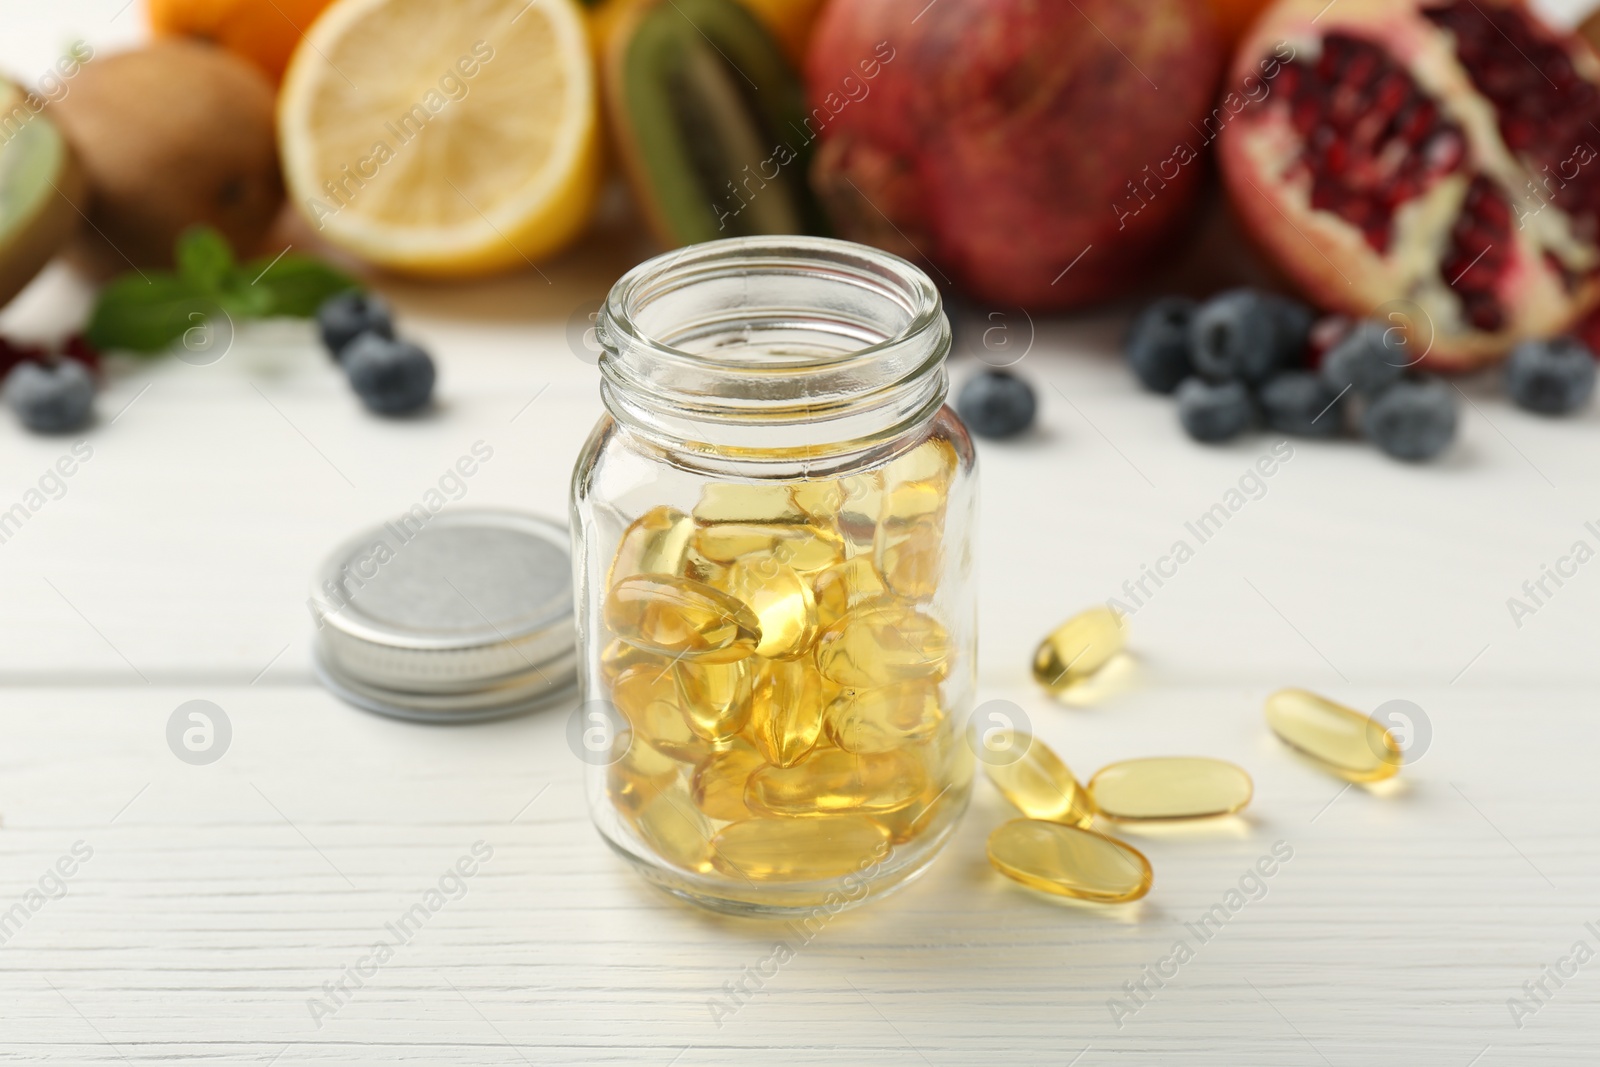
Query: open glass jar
[[571, 236, 976, 916]]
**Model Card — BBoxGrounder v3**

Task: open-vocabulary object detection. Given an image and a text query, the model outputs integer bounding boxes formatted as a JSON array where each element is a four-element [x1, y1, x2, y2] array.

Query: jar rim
[[599, 235, 945, 375]]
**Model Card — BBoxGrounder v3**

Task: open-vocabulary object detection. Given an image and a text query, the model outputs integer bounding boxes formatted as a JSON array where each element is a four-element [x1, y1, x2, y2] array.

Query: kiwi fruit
[[0, 80, 84, 307], [49, 40, 283, 278], [605, 0, 824, 247]]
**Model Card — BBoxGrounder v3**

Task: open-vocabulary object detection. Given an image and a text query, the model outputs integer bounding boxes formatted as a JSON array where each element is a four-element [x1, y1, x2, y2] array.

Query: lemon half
[[279, 0, 600, 276]]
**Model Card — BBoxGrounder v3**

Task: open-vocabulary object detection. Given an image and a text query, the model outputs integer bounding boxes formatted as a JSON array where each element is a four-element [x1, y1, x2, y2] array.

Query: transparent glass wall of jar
[[570, 236, 977, 916]]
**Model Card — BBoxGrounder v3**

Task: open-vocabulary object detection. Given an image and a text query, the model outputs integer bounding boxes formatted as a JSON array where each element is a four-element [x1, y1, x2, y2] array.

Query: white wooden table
[[3, 3, 1599, 1063]]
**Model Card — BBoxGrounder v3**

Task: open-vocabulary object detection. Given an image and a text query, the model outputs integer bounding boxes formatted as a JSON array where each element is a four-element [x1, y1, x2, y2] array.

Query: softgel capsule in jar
[[571, 237, 977, 916]]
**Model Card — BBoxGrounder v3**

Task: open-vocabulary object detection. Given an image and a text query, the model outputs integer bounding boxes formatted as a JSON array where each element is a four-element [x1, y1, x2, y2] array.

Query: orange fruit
[[147, 0, 336, 84], [1208, 0, 1273, 46]]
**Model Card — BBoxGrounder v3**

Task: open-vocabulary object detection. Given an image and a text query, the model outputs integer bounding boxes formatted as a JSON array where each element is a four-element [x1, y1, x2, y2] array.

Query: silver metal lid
[[310, 509, 577, 723]]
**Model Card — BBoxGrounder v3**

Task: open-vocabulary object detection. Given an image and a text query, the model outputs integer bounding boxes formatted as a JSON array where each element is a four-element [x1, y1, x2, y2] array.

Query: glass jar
[[570, 236, 977, 916]]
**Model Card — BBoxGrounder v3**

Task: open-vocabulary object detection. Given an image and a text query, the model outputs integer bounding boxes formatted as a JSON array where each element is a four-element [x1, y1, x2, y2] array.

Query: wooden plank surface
[[1, 2, 1598, 1063]]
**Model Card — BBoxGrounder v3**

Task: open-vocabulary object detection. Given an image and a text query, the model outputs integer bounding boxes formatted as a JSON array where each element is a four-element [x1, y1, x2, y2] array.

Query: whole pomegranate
[[1219, 0, 1600, 369], [805, 0, 1223, 310]]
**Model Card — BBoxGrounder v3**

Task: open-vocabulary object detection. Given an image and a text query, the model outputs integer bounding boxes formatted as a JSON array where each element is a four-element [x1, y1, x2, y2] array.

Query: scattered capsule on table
[[815, 598, 951, 687], [982, 732, 1094, 829], [608, 505, 694, 585], [710, 815, 891, 882], [605, 574, 761, 662], [1032, 606, 1125, 693], [1264, 689, 1402, 782], [1087, 757, 1254, 820], [746, 747, 927, 818], [986, 819, 1152, 903]]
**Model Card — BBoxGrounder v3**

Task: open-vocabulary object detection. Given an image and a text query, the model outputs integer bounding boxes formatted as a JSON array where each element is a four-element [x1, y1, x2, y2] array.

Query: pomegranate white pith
[[1219, 0, 1600, 369]]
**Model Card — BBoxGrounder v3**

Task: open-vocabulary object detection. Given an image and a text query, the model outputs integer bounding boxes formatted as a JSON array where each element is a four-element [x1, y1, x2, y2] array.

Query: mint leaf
[[85, 275, 219, 354], [244, 254, 356, 317], [175, 226, 234, 294], [87, 231, 361, 354]]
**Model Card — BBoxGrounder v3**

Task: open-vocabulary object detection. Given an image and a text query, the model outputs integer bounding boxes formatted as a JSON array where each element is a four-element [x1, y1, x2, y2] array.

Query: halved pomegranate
[[1218, 0, 1600, 369]]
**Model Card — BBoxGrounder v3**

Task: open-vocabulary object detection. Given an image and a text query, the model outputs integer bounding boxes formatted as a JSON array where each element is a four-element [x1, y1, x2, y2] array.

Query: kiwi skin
[[0, 85, 85, 308], [49, 40, 284, 278], [605, 0, 823, 248]]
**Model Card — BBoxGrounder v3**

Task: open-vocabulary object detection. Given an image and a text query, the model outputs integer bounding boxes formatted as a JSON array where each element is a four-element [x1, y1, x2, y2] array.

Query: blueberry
[[343, 334, 435, 415], [1189, 289, 1301, 384], [1505, 336, 1596, 415], [1362, 377, 1457, 462], [1321, 320, 1407, 396], [1176, 377, 1254, 443], [1258, 371, 1344, 438], [318, 291, 394, 360], [1265, 294, 1315, 362], [1125, 297, 1196, 393], [956, 370, 1036, 438], [4, 359, 94, 433]]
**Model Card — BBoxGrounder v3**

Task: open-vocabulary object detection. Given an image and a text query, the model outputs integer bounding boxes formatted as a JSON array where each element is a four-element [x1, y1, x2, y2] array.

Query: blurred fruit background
[[2, 0, 1599, 449]]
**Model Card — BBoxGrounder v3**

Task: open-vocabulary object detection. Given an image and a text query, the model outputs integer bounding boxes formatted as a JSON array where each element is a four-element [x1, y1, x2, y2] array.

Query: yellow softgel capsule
[[1265, 688, 1402, 782], [692, 482, 806, 525], [1032, 606, 1125, 692], [874, 781, 959, 844], [815, 598, 950, 687], [884, 436, 958, 493], [691, 739, 765, 822], [673, 658, 753, 742], [693, 523, 789, 563], [746, 747, 926, 817], [605, 574, 761, 663], [982, 732, 1094, 829], [749, 658, 828, 767], [607, 732, 678, 816], [710, 815, 891, 882], [693, 523, 845, 577], [986, 819, 1152, 903], [826, 682, 942, 754], [790, 479, 848, 522], [1087, 757, 1254, 820], [723, 559, 818, 660], [632, 786, 714, 874], [833, 473, 884, 554], [599, 637, 661, 685], [608, 505, 694, 585], [874, 480, 945, 599], [611, 665, 702, 761], [813, 557, 887, 631]]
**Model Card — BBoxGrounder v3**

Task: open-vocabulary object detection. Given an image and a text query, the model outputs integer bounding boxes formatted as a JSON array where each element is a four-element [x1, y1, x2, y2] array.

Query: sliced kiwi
[[0, 82, 82, 308], [605, 0, 824, 246]]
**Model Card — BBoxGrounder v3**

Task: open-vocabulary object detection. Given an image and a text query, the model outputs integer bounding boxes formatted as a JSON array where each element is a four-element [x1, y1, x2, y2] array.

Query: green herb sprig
[[86, 227, 356, 353]]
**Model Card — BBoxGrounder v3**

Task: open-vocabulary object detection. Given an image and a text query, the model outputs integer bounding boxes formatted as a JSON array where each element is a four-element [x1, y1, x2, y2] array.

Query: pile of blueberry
[[1, 336, 101, 434], [1128, 289, 1595, 462], [316, 291, 435, 415]]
